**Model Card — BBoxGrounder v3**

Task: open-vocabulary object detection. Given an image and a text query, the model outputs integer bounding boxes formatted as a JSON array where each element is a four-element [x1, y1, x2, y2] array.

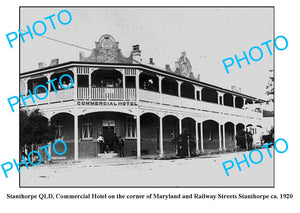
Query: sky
[[20, 7, 273, 99]]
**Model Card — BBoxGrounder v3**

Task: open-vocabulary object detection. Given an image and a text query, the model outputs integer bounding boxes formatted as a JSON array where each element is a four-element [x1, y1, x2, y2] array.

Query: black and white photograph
[[2, 0, 300, 212], [18, 7, 275, 187]]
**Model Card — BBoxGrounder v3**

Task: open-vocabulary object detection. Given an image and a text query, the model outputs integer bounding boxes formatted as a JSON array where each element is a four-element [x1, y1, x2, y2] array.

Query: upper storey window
[[162, 77, 178, 96], [181, 82, 194, 99], [50, 70, 74, 91], [28, 77, 48, 94], [202, 87, 218, 104], [139, 72, 159, 92], [91, 69, 123, 88]]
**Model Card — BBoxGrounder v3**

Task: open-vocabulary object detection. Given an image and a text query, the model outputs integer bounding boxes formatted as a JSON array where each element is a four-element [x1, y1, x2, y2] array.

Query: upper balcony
[[19, 66, 263, 120]]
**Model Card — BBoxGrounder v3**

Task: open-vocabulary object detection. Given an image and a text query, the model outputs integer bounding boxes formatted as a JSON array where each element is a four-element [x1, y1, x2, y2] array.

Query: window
[[170, 128, 175, 139], [55, 120, 63, 139], [124, 117, 136, 138], [209, 128, 212, 141], [33, 82, 48, 94], [82, 123, 93, 140]]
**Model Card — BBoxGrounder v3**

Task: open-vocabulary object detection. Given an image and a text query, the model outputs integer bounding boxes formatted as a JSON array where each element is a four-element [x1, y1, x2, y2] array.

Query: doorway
[[103, 126, 115, 152]]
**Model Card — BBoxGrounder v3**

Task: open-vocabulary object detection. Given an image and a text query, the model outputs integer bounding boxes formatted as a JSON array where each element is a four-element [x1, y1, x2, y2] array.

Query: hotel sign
[[77, 101, 137, 106]]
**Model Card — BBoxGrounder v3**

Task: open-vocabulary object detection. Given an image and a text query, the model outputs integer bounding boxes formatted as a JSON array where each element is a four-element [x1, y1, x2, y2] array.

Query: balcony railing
[[78, 87, 136, 100], [50, 88, 74, 102], [139, 89, 262, 119], [20, 86, 261, 120], [78, 87, 89, 99], [125, 88, 136, 100], [20, 88, 75, 107], [92, 87, 123, 100]]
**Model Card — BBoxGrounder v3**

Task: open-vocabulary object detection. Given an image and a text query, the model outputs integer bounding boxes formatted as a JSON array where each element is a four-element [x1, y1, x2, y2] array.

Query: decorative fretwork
[[125, 69, 136, 76], [77, 67, 89, 75]]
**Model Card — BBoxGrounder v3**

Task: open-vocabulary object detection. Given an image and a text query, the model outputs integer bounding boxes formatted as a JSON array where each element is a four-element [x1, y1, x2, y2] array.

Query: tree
[[265, 69, 274, 137], [20, 109, 53, 148], [266, 69, 274, 103]]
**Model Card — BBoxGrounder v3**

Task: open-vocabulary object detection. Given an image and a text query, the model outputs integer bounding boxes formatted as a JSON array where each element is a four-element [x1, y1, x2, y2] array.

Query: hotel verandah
[[20, 34, 265, 161]]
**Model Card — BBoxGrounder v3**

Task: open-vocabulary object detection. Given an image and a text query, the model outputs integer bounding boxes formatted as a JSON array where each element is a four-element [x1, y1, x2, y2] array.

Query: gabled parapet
[[171, 52, 197, 80], [79, 34, 134, 64]]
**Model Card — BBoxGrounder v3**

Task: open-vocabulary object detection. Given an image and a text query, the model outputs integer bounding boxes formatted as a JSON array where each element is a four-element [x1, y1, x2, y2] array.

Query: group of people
[[236, 129, 253, 149], [20, 143, 49, 163], [97, 133, 125, 157]]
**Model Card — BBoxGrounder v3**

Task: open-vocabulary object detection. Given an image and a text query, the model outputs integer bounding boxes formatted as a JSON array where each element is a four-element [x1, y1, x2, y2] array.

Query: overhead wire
[[20, 29, 92, 51]]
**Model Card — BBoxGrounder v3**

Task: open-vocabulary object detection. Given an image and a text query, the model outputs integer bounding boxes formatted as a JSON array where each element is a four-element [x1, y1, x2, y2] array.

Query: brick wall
[[225, 138, 235, 150], [51, 141, 74, 159], [203, 138, 219, 150], [50, 141, 100, 159], [141, 138, 159, 155], [79, 141, 98, 158], [123, 138, 137, 156], [163, 139, 176, 153]]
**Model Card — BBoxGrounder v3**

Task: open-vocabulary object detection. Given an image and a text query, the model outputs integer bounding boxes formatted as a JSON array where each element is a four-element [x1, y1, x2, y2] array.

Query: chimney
[[197, 74, 200, 81], [49, 58, 59, 66], [165, 64, 171, 72], [38, 62, 47, 69], [79, 52, 86, 61], [133, 45, 139, 51], [149, 58, 154, 65], [132, 45, 141, 63]]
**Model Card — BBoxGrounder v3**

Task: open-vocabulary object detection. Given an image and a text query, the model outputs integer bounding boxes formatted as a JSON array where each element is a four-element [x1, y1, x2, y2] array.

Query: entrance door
[[103, 126, 115, 152]]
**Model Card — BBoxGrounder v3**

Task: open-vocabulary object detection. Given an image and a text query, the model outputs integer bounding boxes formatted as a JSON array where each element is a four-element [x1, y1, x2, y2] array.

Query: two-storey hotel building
[[20, 35, 265, 161]]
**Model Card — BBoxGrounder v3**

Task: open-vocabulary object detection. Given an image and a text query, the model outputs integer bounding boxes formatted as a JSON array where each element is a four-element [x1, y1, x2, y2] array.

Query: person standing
[[112, 133, 119, 154], [21, 144, 28, 161], [97, 132, 105, 154], [246, 130, 253, 150], [119, 136, 125, 157]]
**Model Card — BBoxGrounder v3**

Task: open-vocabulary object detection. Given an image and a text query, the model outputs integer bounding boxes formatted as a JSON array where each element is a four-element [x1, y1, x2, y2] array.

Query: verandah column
[[158, 75, 164, 104], [195, 121, 199, 155], [243, 97, 246, 107], [176, 117, 182, 156], [194, 86, 203, 101], [200, 122, 204, 154], [217, 91, 224, 105], [218, 123, 222, 152], [23, 78, 29, 96], [45, 73, 51, 104], [74, 113, 79, 162], [122, 69, 126, 100], [159, 116, 164, 158], [222, 124, 226, 152], [194, 85, 197, 100], [232, 95, 236, 107], [135, 70, 141, 158], [179, 117, 182, 134], [198, 86, 203, 101], [136, 114, 141, 159], [73, 68, 78, 101], [176, 80, 183, 97], [233, 123, 237, 150], [89, 69, 92, 100], [135, 70, 140, 101]]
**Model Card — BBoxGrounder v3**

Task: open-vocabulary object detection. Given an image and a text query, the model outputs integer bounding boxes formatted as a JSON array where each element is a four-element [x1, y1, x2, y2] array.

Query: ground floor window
[[208, 128, 212, 141], [125, 117, 136, 138], [55, 120, 63, 140], [82, 123, 93, 140]]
